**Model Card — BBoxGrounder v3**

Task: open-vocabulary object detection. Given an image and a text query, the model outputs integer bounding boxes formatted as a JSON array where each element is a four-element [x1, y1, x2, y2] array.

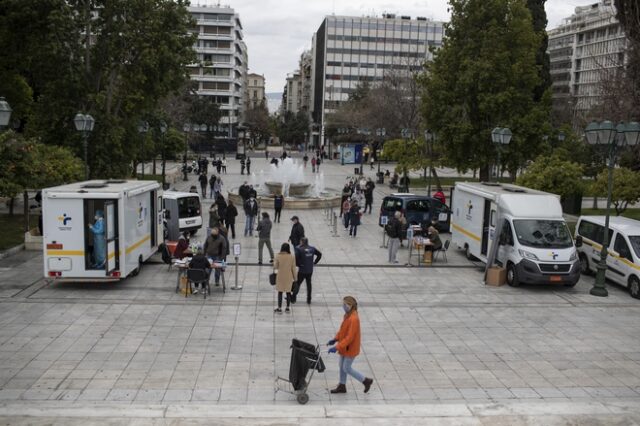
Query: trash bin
[[376, 172, 384, 184], [354, 167, 360, 175]]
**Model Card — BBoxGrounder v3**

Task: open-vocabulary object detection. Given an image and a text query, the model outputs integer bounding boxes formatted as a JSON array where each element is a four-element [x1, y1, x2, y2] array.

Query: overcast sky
[[210, 0, 600, 92]]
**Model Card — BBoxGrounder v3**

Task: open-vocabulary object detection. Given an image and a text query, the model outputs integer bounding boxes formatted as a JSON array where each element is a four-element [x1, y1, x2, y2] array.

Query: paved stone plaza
[[2, 156, 640, 424]]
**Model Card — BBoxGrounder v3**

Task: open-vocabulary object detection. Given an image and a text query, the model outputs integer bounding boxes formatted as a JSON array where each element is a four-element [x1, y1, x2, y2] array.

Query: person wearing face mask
[[204, 226, 227, 286], [88, 210, 106, 268], [327, 296, 374, 394]]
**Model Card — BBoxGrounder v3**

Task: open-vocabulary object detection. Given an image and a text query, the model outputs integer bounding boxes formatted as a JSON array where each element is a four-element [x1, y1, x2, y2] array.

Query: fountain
[[228, 158, 341, 209]]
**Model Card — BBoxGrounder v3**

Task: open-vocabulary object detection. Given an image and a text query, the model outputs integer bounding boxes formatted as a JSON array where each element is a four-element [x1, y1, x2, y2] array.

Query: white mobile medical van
[[575, 216, 640, 298], [452, 182, 580, 287], [161, 191, 202, 240], [42, 180, 163, 281]]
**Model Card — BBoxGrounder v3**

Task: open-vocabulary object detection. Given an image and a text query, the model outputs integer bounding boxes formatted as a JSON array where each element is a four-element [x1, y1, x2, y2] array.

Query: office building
[[187, 5, 248, 142], [283, 72, 302, 114], [310, 14, 445, 145], [548, 0, 628, 120]]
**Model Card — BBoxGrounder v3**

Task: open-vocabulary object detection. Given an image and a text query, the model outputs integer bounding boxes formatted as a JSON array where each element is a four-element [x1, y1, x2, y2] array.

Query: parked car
[[575, 215, 640, 298], [379, 193, 451, 232]]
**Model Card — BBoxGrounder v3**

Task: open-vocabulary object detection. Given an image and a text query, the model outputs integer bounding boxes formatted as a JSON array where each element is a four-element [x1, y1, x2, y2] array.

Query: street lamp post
[[237, 125, 246, 160], [137, 121, 149, 178], [74, 113, 96, 180], [490, 127, 512, 182], [584, 120, 640, 297], [375, 128, 386, 175], [0, 97, 12, 130], [182, 123, 191, 181], [424, 130, 437, 194], [159, 121, 167, 187], [401, 128, 412, 193]]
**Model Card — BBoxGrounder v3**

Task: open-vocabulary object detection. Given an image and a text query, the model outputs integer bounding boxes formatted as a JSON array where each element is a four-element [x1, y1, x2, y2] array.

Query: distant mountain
[[265, 92, 282, 114]]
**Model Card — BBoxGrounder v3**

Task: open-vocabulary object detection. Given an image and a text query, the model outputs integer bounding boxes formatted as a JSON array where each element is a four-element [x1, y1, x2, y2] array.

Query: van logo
[[553, 264, 559, 271], [465, 201, 473, 220], [551, 252, 558, 260], [57, 214, 72, 225], [137, 203, 147, 227]]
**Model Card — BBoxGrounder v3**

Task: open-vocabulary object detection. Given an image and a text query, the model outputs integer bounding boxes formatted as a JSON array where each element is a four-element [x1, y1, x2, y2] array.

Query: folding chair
[[159, 243, 175, 271], [433, 240, 450, 263], [187, 269, 210, 299]]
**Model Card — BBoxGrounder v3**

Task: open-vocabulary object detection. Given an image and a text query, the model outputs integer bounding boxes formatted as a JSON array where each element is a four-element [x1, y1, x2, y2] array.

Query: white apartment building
[[548, 0, 628, 119], [247, 73, 266, 109], [310, 14, 444, 145], [187, 5, 248, 145], [283, 72, 302, 114]]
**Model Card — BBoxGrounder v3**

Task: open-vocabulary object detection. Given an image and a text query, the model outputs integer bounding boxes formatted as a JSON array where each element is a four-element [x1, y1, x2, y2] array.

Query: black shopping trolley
[[275, 338, 326, 404]]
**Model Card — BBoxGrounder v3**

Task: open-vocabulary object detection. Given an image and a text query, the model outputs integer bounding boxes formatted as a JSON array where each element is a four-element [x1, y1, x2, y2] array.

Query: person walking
[[246, 157, 252, 174], [208, 204, 220, 235], [289, 216, 305, 248], [257, 212, 274, 265], [240, 157, 246, 175], [327, 296, 374, 394], [386, 211, 402, 264], [221, 157, 227, 174], [348, 202, 361, 238], [243, 196, 259, 237], [274, 193, 284, 223], [311, 156, 316, 173], [340, 184, 352, 217], [215, 194, 227, 228], [209, 175, 216, 199], [198, 172, 208, 199], [292, 237, 322, 305], [274, 243, 297, 314], [203, 227, 227, 286], [342, 199, 351, 229], [303, 154, 309, 168], [214, 176, 223, 200], [364, 179, 375, 214], [225, 199, 238, 239]]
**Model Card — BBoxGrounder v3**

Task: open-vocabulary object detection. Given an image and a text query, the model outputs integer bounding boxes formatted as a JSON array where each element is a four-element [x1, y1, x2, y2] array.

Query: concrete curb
[[0, 244, 24, 260]]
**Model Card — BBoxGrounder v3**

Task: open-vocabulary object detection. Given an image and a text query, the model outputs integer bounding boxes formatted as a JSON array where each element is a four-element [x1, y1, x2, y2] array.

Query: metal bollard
[[231, 255, 242, 290], [332, 213, 339, 237], [329, 207, 334, 226], [380, 228, 387, 248]]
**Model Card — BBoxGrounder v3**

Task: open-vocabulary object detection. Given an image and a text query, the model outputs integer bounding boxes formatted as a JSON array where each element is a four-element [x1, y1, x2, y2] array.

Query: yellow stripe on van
[[582, 239, 640, 271], [451, 222, 481, 242], [125, 235, 151, 255], [46, 250, 84, 256], [107, 251, 117, 260]]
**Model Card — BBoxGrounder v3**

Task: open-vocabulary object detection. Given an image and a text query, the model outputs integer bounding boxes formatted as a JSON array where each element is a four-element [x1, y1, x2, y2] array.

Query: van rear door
[[380, 197, 402, 225], [104, 201, 118, 275]]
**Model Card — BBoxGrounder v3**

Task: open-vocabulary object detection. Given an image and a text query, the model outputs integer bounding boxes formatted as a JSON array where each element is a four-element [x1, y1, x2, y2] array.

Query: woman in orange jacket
[[327, 296, 374, 394]]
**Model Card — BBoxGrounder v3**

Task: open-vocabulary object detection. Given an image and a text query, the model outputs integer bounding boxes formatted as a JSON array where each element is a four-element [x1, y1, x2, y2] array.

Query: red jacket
[[334, 311, 361, 357]]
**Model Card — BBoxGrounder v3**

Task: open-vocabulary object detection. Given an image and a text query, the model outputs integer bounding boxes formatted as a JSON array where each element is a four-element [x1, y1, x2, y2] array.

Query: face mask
[[343, 304, 350, 313]]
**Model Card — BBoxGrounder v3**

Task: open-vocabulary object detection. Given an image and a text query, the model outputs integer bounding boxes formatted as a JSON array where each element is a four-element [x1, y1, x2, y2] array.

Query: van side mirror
[[575, 235, 583, 248]]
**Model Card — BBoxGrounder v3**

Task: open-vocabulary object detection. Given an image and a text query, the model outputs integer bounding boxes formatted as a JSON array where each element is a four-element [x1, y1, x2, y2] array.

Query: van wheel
[[131, 256, 143, 277], [579, 254, 592, 276], [464, 245, 476, 261], [629, 276, 640, 299], [506, 263, 520, 287]]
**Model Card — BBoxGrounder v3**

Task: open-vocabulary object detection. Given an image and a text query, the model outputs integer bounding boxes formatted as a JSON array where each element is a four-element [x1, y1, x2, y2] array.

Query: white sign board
[[380, 216, 388, 226], [233, 243, 241, 256]]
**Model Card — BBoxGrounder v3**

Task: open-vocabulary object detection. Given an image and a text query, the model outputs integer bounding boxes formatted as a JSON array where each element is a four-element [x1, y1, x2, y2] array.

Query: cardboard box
[[486, 267, 506, 286]]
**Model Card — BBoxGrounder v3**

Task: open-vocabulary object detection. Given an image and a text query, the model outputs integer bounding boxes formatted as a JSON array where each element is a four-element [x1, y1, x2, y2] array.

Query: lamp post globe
[[0, 97, 12, 129]]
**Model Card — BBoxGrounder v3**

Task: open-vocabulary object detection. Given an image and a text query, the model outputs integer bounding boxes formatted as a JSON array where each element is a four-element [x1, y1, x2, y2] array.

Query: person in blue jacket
[[88, 210, 106, 268], [292, 237, 322, 304]]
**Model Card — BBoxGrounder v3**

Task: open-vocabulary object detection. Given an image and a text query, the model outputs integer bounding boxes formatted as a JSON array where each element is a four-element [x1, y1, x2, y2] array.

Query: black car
[[379, 193, 451, 232]]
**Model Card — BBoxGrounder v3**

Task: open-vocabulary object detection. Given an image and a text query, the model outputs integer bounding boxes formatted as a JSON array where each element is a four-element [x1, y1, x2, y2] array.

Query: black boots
[[330, 384, 347, 394], [363, 377, 373, 393]]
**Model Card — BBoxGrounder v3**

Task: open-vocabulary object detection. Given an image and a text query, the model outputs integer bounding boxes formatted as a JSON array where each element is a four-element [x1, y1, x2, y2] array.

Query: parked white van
[[575, 216, 640, 298], [452, 182, 580, 287]]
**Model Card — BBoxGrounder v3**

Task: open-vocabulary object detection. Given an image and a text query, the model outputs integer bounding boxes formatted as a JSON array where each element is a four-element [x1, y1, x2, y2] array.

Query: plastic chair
[[187, 268, 210, 299], [433, 240, 450, 263]]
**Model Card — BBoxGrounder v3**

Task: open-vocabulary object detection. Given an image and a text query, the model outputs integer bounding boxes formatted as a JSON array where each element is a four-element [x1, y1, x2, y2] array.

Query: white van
[[162, 191, 202, 240], [575, 216, 640, 298], [452, 182, 580, 287], [42, 180, 163, 281]]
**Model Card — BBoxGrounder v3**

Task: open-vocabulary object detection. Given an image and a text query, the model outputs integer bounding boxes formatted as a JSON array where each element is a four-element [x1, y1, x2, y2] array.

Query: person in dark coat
[[173, 232, 190, 260], [188, 248, 211, 294], [348, 202, 362, 238], [364, 179, 375, 214], [198, 173, 208, 198], [238, 182, 250, 201], [292, 237, 322, 304], [240, 158, 246, 175], [246, 157, 252, 174], [203, 227, 227, 285], [225, 200, 238, 239], [289, 216, 305, 248], [273, 193, 284, 223], [209, 175, 216, 199], [243, 196, 259, 237], [215, 194, 227, 227]]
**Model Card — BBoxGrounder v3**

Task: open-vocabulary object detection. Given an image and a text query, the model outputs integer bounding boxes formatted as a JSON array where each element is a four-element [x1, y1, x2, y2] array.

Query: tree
[[380, 137, 432, 180], [615, 0, 640, 119], [526, 0, 551, 103], [516, 155, 584, 200], [244, 102, 271, 146], [0, 132, 83, 215], [277, 111, 309, 146], [591, 167, 640, 215], [421, 0, 550, 181]]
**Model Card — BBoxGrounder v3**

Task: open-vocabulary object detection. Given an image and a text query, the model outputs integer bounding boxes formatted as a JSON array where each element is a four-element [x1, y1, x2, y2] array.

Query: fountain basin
[[265, 181, 311, 197], [227, 190, 341, 210]]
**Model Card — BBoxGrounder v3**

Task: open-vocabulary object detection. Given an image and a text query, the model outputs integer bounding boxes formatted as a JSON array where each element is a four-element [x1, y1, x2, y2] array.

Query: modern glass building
[[311, 14, 444, 145]]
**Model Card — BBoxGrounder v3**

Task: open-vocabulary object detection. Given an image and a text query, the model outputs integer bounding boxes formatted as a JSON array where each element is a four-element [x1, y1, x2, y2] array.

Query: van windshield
[[630, 236, 640, 259], [513, 220, 573, 249], [178, 196, 200, 219]]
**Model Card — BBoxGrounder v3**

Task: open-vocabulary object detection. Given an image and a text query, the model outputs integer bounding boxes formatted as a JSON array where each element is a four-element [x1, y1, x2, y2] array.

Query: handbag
[[269, 272, 277, 286]]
